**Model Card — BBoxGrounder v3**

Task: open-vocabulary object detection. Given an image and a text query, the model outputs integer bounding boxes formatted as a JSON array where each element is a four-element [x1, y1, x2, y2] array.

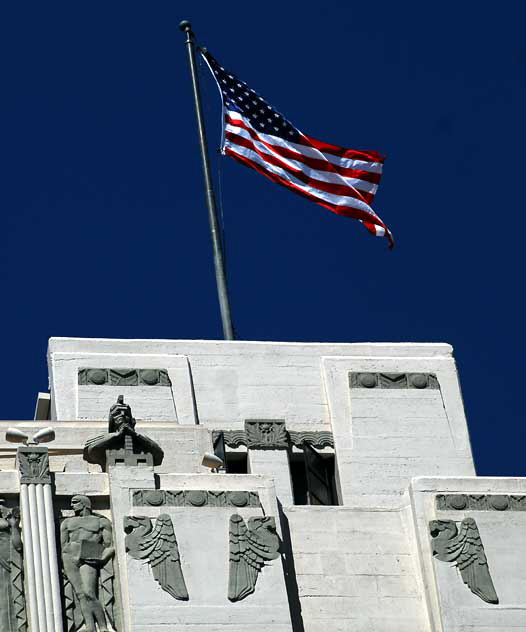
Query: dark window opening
[[213, 432, 248, 473], [290, 444, 338, 505], [224, 451, 248, 473]]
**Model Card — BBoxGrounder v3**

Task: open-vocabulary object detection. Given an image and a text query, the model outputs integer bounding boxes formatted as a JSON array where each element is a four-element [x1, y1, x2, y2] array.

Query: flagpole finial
[[179, 20, 192, 33]]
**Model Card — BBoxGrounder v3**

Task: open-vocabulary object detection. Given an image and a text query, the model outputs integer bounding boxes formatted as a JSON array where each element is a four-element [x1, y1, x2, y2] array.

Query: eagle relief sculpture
[[228, 514, 280, 602], [429, 518, 499, 604], [124, 514, 189, 601]]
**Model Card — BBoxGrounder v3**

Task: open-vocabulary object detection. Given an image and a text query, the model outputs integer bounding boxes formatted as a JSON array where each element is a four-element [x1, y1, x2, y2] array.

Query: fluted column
[[18, 446, 64, 632]]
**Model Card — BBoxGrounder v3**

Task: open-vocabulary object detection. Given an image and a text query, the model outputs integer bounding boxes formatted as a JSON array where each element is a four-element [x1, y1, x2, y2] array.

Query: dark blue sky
[[2, 3, 524, 475]]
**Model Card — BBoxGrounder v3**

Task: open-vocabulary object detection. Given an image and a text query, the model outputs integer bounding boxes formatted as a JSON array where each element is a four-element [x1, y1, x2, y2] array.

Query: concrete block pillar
[[244, 420, 294, 506], [248, 450, 294, 505]]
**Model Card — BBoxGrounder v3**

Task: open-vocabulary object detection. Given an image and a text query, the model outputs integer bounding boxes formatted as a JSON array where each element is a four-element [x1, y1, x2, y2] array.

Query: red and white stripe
[[223, 110, 393, 247]]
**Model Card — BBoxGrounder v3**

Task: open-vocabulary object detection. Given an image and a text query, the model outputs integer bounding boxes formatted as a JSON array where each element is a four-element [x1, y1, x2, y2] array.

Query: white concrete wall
[[111, 471, 293, 632], [323, 355, 474, 506], [78, 385, 177, 422], [411, 477, 526, 632], [285, 505, 430, 632], [48, 338, 456, 428], [47, 338, 475, 505]]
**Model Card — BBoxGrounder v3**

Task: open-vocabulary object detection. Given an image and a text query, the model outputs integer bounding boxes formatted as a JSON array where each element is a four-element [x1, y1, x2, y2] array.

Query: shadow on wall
[[277, 500, 305, 632]]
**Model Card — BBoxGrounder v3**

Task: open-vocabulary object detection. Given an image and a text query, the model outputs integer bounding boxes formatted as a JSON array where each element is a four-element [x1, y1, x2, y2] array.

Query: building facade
[[0, 337, 523, 631]]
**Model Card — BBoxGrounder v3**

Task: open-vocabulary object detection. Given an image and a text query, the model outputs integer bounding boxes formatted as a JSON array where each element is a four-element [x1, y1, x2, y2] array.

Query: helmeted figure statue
[[61, 495, 118, 632], [83, 395, 164, 470], [0, 503, 26, 632]]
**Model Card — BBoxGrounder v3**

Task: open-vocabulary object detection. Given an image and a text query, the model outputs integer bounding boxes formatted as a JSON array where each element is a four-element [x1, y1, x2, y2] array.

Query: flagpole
[[179, 20, 234, 340]]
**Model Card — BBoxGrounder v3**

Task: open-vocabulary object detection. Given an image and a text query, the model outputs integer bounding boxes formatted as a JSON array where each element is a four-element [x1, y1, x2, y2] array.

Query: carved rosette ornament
[[429, 518, 498, 604], [124, 515, 188, 601], [228, 514, 280, 602]]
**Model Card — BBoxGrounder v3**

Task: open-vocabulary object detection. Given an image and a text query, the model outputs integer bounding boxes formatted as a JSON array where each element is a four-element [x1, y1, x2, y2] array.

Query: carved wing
[[139, 514, 188, 601], [451, 518, 498, 604], [228, 514, 280, 602], [431, 518, 498, 604]]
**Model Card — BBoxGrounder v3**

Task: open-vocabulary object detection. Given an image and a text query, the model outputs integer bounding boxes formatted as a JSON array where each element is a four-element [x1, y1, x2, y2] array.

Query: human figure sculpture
[[83, 395, 164, 469], [61, 495, 117, 632], [107, 395, 136, 433], [0, 503, 26, 631]]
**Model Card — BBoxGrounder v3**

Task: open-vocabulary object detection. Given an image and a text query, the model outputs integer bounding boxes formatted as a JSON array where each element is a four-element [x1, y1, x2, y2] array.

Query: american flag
[[201, 50, 393, 248]]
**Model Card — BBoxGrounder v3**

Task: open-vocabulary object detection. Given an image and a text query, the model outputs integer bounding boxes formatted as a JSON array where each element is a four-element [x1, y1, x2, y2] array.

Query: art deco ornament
[[228, 514, 280, 602], [83, 395, 164, 469], [429, 518, 498, 604], [0, 503, 26, 631], [124, 514, 188, 601], [61, 495, 119, 631]]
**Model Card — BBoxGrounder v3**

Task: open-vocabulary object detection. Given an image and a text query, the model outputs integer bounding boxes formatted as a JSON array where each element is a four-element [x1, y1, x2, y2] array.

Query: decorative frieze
[[78, 368, 172, 386], [215, 430, 247, 448], [436, 493, 526, 511], [349, 372, 439, 390], [132, 489, 261, 508], [18, 446, 51, 485], [288, 431, 334, 449], [213, 424, 334, 450]]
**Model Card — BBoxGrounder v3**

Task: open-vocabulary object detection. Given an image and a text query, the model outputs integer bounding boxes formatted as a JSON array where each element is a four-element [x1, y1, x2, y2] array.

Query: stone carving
[[132, 489, 261, 508], [124, 515, 188, 601], [0, 504, 26, 632], [17, 446, 51, 484], [83, 395, 164, 470], [213, 430, 247, 448], [213, 427, 335, 450], [429, 518, 498, 604], [109, 369, 138, 386], [245, 420, 288, 449], [436, 493, 526, 511], [228, 514, 280, 602], [349, 372, 439, 389], [288, 431, 334, 449], [78, 368, 171, 387], [61, 495, 119, 632]]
